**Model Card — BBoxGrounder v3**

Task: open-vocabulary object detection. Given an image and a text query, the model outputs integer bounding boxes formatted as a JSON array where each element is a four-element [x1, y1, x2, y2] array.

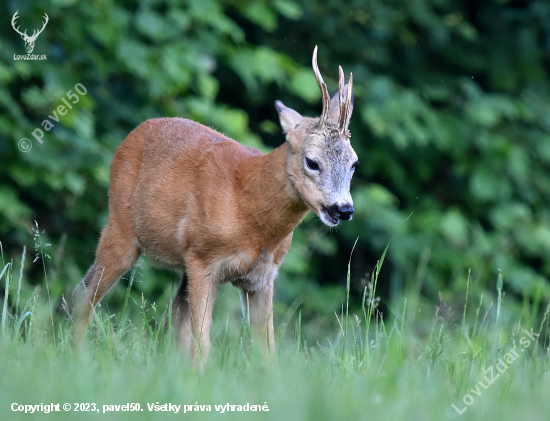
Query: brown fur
[[72, 48, 357, 368]]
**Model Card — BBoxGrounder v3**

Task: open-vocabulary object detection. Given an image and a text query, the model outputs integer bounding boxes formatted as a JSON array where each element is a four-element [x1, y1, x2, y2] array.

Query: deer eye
[[351, 161, 359, 171], [305, 158, 320, 171]]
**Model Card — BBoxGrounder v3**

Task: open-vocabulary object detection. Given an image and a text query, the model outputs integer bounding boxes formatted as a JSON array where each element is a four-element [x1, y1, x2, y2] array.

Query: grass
[[1, 242, 549, 421]]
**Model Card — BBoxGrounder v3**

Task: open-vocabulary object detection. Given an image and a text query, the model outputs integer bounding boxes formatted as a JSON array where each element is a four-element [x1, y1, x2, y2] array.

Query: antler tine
[[337, 65, 346, 131], [41, 13, 49, 30], [312, 46, 330, 128], [347, 73, 353, 113], [339, 72, 354, 135], [11, 10, 26, 37], [33, 13, 49, 38]]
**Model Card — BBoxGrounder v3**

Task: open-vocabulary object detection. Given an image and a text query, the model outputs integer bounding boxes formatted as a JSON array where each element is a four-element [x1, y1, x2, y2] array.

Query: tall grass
[[1, 240, 549, 421]]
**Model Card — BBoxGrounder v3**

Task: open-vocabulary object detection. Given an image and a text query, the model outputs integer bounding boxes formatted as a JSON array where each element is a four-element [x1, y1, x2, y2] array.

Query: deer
[[72, 46, 358, 367], [11, 11, 49, 54]]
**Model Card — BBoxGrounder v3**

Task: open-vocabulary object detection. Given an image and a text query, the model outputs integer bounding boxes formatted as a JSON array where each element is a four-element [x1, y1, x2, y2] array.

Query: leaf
[[243, 2, 277, 32], [289, 68, 319, 103], [274, 0, 303, 20], [440, 209, 469, 247]]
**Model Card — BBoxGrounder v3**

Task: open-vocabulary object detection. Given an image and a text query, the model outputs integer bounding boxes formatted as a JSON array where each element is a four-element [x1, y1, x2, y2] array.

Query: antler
[[11, 11, 27, 38], [12, 11, 49, 41], [29, 13, 49, 41], [337, 66, 346, 132], [312, 46, 330, 129], [338, 68, 353, 135]]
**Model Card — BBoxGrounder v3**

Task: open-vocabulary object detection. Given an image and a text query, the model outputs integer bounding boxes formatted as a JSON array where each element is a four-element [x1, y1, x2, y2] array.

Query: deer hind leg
[[171, 272, 191, 352], [177, 258, 217, 368], [240, 278, 275, 355], [72, 221, 139, 343]]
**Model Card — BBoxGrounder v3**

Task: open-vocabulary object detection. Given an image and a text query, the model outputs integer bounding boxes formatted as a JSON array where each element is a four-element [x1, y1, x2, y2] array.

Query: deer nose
[[327, 204, 354, 221]]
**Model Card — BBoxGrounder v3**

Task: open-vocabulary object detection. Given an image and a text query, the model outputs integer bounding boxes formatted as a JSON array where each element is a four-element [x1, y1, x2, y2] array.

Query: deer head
[[12, 11, 49, 54], [275, 46, 358, 227]]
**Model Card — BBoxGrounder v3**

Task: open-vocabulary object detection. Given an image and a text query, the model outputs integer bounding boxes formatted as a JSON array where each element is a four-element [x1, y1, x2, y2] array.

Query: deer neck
[[236, 142, 308, 247]]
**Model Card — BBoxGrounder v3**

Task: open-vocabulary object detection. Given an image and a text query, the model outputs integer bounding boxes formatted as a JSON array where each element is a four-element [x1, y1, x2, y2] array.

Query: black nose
[[327, 204, 354, 221]]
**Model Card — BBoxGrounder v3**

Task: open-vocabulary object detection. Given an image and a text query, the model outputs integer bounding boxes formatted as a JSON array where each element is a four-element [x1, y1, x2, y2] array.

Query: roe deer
[[72, 46, 358, 366]]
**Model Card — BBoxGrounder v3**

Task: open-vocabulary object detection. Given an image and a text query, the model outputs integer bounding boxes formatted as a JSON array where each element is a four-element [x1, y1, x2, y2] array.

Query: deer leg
[[241, 278, 275, 354], [180, 259, 217, 368], [171, 272, 191, 352], [72, 221, 139, 343]]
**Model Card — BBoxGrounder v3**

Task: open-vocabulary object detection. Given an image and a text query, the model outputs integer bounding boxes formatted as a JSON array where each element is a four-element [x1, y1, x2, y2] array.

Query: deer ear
[[275, 100, 303, 134], [328, 89, 340, 121]]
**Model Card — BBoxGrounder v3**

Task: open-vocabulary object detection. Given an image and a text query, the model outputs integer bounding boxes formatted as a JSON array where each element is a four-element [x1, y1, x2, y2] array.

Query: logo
[[12, 10, 48, 60]]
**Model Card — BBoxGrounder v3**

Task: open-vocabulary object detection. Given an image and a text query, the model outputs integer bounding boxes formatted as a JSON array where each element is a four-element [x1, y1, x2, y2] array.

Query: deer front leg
[[241, 278, 275, 355], [182, 259, 217, 369]]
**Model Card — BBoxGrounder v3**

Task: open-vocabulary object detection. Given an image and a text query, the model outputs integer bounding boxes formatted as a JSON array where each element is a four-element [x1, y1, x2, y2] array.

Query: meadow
[[3, 1, 550, 420], [1, 240, 549, 421]]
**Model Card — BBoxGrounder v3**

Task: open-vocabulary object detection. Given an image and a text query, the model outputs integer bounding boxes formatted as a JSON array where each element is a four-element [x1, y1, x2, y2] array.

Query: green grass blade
[[1, 262, 12, 338]]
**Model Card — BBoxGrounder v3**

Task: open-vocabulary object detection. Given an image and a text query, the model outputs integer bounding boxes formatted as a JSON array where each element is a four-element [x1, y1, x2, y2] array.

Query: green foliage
[[1, 0, 550, 320]]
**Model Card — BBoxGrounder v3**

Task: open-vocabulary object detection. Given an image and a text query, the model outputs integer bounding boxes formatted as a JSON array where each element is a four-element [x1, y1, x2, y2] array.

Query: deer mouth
[[319, 205, 339, 227]]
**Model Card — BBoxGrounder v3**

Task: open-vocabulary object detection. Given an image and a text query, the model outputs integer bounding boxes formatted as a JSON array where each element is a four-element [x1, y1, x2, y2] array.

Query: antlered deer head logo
[[11, 11, 49, 54]]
